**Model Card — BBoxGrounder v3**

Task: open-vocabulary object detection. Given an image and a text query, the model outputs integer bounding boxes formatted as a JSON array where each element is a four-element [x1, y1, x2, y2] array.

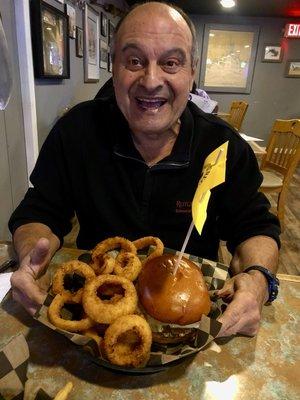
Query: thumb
[[27, 238, 51, 278]]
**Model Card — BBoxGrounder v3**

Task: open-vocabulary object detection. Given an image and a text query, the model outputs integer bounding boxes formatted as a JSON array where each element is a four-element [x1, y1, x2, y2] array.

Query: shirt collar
[[110, 99, 194, 169]]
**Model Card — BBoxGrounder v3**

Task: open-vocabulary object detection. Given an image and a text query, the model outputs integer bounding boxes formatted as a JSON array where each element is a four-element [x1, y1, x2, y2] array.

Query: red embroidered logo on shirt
[[175, 200, 192, 214]]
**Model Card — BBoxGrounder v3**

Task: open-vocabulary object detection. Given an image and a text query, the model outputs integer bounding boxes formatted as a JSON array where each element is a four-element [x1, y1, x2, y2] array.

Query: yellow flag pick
[[192, 141, 229, 235]]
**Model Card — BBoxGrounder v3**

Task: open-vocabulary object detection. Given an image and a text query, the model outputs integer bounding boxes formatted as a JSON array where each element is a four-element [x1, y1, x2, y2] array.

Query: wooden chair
[[260, 119, 300, 227], [224, 101, 249, 131]]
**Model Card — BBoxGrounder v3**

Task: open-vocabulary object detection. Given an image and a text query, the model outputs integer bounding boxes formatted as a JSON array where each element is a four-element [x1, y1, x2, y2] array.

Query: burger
[[137, 254, 211, 344]]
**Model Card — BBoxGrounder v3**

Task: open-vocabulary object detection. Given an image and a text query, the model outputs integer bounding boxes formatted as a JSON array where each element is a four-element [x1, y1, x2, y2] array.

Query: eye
[[162, 59, 181, 73], [126, 56, 143, 70]]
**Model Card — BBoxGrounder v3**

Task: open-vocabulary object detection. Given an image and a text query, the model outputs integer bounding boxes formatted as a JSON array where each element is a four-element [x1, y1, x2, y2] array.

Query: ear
[[189, 72, 196, 92]]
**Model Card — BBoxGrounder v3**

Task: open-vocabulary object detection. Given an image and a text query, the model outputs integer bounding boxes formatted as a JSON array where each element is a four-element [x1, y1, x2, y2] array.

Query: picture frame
[[65, 4, 76, 39], [100, 39, 108, 69], [75, 26, 83, 58], [262, 44, 283, 63], [199, 24, 259, 94], [285, 60, 300, 78], [108, 20, 114, 45], [83, 4, 100, 82], [30, 0, 70, 79], [101, 12, 108, 37], [108, 52, 112, 73]]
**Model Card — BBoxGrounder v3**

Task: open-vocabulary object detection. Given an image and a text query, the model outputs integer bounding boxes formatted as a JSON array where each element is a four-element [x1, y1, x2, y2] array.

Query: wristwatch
[[243, 265, 280, 304]]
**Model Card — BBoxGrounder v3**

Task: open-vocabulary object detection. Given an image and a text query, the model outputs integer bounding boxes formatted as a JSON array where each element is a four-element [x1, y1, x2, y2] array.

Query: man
[[9, 2, 280, 336]]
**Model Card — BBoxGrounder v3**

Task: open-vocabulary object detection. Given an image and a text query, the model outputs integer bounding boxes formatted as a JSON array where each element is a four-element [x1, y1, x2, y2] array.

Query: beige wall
[[0, 0, 28, 240], [191, 14, 300, 143]]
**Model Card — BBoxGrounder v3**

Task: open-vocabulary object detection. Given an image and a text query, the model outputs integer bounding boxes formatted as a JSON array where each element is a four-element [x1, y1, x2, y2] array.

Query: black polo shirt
[[9, 97, 280, 260]]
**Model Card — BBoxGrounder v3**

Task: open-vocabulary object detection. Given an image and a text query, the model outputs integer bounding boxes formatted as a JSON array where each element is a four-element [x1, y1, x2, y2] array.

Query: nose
[[138, 62, 163, 92]]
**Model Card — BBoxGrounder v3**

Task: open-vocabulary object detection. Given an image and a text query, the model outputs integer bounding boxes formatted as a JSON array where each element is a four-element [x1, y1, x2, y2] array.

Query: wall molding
[[14, 0, 38, 184]]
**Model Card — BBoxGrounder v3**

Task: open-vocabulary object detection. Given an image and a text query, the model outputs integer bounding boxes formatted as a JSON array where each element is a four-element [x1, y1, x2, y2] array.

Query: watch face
[[268, 276, 279, 303]]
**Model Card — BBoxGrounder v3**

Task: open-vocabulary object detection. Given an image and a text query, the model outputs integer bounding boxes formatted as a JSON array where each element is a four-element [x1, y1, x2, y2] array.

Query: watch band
[[243, 265, 280, 304]]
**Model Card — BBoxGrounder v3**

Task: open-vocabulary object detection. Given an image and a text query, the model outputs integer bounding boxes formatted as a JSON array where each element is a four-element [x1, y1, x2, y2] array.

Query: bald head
[[112, 2, 198, 69]]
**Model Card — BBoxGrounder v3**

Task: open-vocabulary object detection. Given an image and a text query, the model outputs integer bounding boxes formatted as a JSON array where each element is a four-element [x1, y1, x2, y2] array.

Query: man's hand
[[10, 238, 51, 315], [216, 271, 268, 337]]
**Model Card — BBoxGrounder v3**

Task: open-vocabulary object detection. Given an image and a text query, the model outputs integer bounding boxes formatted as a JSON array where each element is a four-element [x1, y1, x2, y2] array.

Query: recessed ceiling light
[[220, 0, 236, 8]]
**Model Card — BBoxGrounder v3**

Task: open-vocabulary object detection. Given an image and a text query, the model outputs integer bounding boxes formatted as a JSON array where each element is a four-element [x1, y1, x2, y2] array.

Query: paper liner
[[0, 333, 29, 400], [34, 247, 229, 369]]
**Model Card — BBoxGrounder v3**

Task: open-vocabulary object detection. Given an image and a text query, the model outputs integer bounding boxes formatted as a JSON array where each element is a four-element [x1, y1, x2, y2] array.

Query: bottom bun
[[152, 328, 196, 345]]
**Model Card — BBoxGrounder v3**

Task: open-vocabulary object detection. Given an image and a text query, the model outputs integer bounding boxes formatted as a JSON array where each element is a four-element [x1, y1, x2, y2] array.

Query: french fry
[[53, 382, 73, 400]]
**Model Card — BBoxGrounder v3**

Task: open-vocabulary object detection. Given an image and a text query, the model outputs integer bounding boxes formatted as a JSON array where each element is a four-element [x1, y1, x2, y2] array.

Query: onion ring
[[103, 314, 152, 368], [82, 327, 102, 347], [52, 260, 96, 302], [48, 294, 95, 332], [114, 252, 142, 281], [133, 236, 164, 265], [82, 274, 138, 324], [91, 237, 136, 275], [90, 253, 115, 275]]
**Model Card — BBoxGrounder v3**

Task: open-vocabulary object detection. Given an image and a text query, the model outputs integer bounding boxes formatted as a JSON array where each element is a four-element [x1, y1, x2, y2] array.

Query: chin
[[137, 254, 211, 344]]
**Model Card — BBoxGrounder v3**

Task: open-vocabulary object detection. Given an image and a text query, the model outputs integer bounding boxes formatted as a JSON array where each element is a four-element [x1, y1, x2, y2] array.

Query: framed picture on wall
[[108, 52, 112, 73], [199, 24, 259, 93], [101, 12, 108, 37], [108, 20, 114, 45], [30, 0, 70, 79], [101, 12, 108, 36], [65, 4, 76, 39], [83, 4, 100, 82], [100, 39, 108, 69], [262, 44, 283, 62], [285, 60, 300, 78], [75, 26, 83, 57]]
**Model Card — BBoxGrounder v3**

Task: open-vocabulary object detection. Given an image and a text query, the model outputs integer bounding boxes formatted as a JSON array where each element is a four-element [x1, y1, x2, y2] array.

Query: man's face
[[112, 5, 195, 136]]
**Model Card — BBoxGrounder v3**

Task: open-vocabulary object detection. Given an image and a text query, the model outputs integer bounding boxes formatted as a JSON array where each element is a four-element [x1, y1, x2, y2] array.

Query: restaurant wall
[[0, 0, 28, 240], [191, 14, 300, 143], [35, 0, 120, 147]]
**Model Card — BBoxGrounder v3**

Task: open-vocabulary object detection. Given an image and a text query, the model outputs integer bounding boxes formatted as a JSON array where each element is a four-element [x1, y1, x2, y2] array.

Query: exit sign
[[284, 23, 300, 38]]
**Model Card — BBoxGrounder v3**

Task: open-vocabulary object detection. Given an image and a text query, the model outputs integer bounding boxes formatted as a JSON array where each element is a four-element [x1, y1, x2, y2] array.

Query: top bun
[[138, 254, 211, 325]]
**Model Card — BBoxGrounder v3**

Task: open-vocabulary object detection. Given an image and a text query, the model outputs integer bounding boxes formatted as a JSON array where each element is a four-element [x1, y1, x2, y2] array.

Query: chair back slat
[[227, 101, 248, 131], [261, 119, 300, 177], [260, 119, 300, 227]]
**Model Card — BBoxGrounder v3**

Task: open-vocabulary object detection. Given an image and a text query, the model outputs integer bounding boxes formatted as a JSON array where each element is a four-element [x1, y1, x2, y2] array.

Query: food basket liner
[[34, 247, 229, 368]]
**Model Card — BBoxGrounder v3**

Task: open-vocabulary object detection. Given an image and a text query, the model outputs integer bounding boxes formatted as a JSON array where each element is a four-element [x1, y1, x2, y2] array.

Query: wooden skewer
[[173, 220, 195, 276], [173, 149, 224, 276]]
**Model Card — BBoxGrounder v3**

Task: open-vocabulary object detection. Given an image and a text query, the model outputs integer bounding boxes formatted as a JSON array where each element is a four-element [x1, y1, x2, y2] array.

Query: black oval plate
[[92, 354, 194, 375]]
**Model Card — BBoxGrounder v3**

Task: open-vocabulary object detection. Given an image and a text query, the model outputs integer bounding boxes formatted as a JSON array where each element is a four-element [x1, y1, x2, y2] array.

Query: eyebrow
[[121, 43, 187, 62]]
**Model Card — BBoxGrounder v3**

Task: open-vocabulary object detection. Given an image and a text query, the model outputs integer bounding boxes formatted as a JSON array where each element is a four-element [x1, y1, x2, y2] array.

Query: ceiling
[[125, 0, 300, 18]]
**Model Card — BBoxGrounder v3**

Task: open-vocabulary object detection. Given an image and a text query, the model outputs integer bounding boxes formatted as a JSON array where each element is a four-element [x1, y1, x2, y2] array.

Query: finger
[[30, 237, 50, 264], [11, 270, 47, 305], [12, 287, 41, 316], [218, 313, 259, 337], [22, 238, 51, 279], [217, 294, 243, 337], [217, 292, 261, 337], [216, 277, 235, 296]]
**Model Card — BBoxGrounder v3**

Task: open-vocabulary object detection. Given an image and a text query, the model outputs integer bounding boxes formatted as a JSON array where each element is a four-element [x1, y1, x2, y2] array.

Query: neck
[[132, 120, 181, 166]]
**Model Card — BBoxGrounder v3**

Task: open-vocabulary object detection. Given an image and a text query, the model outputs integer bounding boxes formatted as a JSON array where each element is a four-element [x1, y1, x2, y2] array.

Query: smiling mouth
[[135, 97, 167, 110]]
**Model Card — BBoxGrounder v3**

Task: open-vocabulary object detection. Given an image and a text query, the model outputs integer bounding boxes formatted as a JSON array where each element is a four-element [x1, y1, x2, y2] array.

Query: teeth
[[137, 98, 165, 102], [136, 98, 166, 109]]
